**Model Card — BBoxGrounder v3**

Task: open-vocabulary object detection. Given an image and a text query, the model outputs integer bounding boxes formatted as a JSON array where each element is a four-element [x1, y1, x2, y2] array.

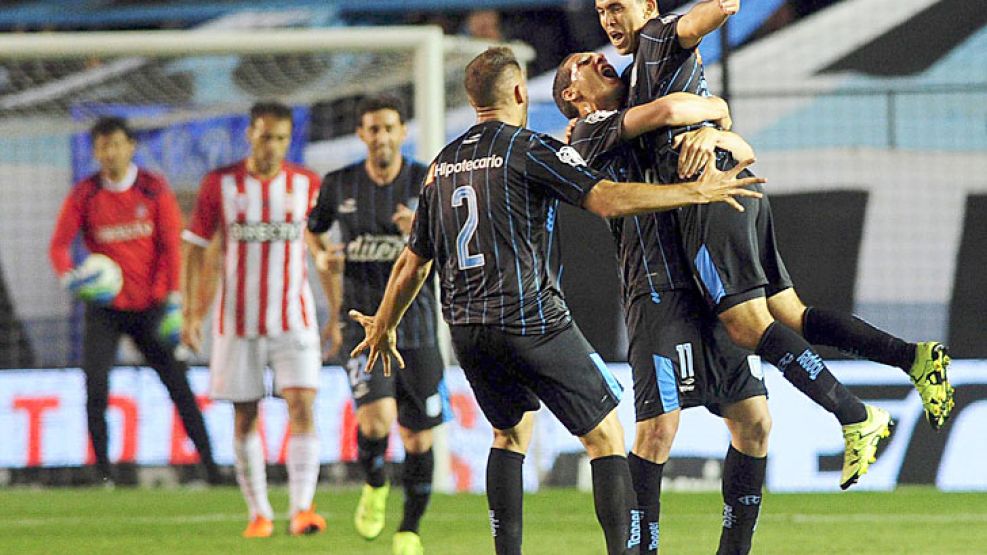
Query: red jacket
[[49, 169, 182, 311]]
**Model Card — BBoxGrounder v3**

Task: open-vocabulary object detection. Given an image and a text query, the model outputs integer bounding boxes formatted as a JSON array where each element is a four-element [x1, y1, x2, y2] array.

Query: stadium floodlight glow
[[0, 27, 534, 161]]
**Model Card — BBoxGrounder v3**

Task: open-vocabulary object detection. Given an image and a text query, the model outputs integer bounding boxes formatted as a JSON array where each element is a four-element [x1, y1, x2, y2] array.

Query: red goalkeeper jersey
[[49, 167, 183, 311]]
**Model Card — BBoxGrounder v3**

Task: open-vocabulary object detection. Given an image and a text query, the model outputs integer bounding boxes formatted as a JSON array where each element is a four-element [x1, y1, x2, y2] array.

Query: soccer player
[[49, 116, 219, 486], [348, 46, 764, 555], [596, 0, 952, 489], [180, 102, 326, 538], [307, 94, 444, 555], [555, 51, 768, 555]]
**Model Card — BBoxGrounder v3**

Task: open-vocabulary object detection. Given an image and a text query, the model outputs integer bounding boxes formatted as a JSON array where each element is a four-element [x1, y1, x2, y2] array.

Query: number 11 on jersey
[[452, 185, 486, 270]]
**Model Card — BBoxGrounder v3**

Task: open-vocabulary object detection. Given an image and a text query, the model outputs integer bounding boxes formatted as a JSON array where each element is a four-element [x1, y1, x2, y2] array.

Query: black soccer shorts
[[626, 288, 767, 421], [449, 322, 622, 437], [670, 149, 793, 313], [344, 342, 448, 431]]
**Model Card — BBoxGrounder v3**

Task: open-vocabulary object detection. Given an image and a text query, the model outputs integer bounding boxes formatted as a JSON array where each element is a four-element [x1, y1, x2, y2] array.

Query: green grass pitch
[[2, 486, 985, 554]]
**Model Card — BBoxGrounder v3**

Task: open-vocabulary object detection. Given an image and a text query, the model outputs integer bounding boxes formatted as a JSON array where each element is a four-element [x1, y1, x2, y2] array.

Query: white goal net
[[0, 27, 533, 368]]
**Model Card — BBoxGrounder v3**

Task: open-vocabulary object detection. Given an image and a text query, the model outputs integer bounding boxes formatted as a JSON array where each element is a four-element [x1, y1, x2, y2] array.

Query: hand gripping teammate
[[594, 0, 952, 495]]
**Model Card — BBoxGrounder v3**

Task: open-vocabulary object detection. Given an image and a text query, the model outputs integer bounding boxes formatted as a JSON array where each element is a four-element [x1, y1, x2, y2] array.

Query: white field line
[[4, 512, 987, 528]]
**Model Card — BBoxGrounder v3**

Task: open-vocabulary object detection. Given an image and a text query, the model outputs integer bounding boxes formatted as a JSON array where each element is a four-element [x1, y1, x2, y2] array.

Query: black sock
[[756, 322, 867, 425], [486, 448, 525, 555], [628, 452, 662, 555], [803, 307, 916, 372], [717, 446, 766, 555], [399, 449, 434, 533], [357, 431, 388, 488], [591, 455, 637, 555]]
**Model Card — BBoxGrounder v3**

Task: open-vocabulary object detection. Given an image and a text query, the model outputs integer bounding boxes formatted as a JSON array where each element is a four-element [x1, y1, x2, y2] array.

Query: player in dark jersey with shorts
[[348, 47, 764, 555], [554, 50, 769, 555], [596, 0, 951, 498], [307, 95, 444, 555]]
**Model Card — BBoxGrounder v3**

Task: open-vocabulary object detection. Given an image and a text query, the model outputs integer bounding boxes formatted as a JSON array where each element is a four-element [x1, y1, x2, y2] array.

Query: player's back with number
[[412, 121, 601, 336]]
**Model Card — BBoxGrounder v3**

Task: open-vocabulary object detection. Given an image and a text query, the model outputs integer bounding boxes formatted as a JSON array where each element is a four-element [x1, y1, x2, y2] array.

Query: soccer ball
[[71, 253, 123, 304]]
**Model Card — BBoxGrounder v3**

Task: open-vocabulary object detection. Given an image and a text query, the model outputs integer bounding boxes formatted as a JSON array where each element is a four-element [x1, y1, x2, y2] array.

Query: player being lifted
[[349, 46, 765, 555], [594, 0, 953, 489], [181, 102, 326, 539], [307, 94, 446, 555], [555, 52, 768, 555]]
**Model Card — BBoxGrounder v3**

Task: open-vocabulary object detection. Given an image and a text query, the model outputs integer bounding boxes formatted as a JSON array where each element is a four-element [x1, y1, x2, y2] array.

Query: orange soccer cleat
[[242, 515, 274, 538], [290, 507, 328, 536]]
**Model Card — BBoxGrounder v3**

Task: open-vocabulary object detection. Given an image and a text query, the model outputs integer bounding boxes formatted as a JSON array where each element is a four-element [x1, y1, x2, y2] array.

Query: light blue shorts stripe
[[653, 354, 680, 412], [591, 352, 623, 402], [695, 244, 727, 305]]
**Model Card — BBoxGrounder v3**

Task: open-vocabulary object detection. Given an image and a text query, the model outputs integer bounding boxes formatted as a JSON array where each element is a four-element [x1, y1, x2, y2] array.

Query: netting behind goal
[[0, 28, 530, 368]]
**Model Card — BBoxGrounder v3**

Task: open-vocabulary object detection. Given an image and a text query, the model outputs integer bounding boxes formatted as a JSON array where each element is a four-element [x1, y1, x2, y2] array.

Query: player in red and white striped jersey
[[181, 102, 325, 538]]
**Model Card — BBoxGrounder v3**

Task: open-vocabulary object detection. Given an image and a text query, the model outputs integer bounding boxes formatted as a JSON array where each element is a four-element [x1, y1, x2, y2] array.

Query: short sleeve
[[524, 132, 605, 207], [639, 15, 687, 61], [183, 173, 221, 247], [407, 172, 434, 260], [307, 172, 338, 234], [569, 110, 628, 166]]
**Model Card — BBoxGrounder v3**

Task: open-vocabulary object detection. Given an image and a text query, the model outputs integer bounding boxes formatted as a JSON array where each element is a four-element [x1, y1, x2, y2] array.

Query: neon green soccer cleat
[[840, 405, 893, 490], [909, 342, 955, 430], [354, 483, 389, 540], [393, 531, 425, 555]]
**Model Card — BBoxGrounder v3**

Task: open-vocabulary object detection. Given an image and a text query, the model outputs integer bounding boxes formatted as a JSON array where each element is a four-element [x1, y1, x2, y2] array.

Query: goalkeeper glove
[[158, 292, 183, 346], [61, 268, 115, 305]]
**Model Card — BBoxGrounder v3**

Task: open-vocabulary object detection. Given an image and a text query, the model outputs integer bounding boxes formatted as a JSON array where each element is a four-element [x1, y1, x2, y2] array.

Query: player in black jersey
[[596, 0, 952, 528], [555, 50, 768, 555], [307, 95, 444, 555], [348, 47, 764, 555]]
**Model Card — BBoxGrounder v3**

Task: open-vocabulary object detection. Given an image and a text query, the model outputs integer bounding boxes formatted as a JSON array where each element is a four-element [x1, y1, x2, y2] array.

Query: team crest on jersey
[[555, 146, 588, 168], [338, 198, 357, 214], [584, 110, 618, 125], [135, 203, 148, 219]]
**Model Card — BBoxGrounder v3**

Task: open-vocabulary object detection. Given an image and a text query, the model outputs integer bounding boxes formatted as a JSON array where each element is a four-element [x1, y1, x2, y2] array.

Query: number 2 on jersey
[[452, 185, 485, 270]]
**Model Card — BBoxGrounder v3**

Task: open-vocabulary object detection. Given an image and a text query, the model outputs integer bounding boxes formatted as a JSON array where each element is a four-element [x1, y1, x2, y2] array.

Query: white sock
[[287, 434, 321, 515], [234, 432, 274, 520]]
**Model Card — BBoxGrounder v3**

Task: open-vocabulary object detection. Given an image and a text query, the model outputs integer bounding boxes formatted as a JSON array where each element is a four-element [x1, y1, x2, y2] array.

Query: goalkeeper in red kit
[[48, 117, 220, 485]]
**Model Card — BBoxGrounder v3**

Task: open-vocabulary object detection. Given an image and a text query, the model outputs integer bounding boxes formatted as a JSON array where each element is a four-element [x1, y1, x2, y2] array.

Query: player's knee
[[721, 317, 764, 350], [580, 411, 626, 459], [401, 428, 433, 454], [632, 418, 678, 462], [233, 406, 259, 437], [492, 427, 527, 453], [734, 414, 771, 455]]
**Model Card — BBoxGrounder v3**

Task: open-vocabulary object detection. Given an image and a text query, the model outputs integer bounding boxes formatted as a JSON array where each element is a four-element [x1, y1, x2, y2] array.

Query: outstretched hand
[[348, 309, 404, 377], [694, 157, 765, 212]]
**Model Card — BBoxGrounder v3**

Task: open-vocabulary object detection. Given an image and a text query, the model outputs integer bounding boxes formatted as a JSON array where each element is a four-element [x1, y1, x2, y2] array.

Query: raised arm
[[622, 93, 729, 139], [349, 246, 433, 376], [582, 157, 763, 217], [676, 0, 739, 50]]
